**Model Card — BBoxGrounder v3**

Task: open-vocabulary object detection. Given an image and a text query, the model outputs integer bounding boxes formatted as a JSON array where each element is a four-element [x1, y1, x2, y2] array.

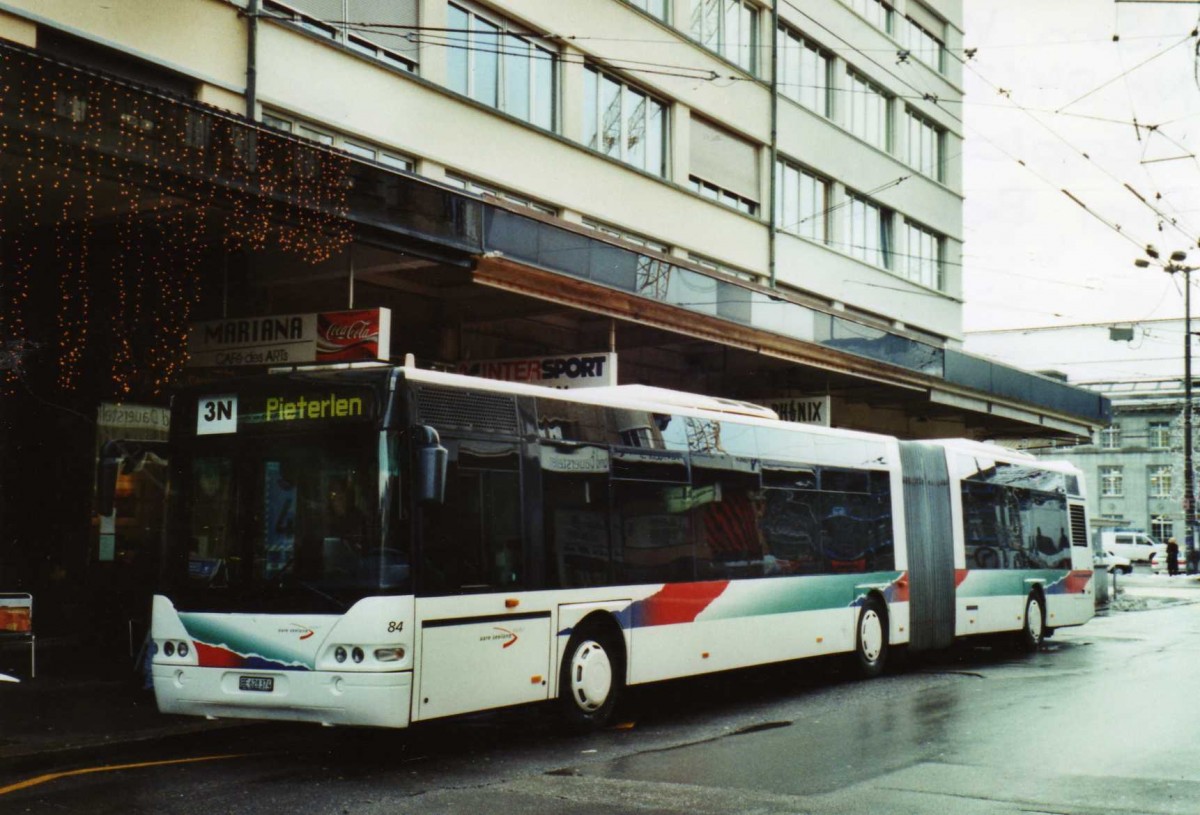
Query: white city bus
[[136, 362, 1093, 730]]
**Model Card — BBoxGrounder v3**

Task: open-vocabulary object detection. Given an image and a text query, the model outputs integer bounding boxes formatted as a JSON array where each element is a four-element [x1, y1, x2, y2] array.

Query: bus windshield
[[163, 428, 405, 612]]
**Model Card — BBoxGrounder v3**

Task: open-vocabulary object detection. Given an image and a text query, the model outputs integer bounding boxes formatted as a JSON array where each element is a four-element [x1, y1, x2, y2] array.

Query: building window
[[1100, 466, 1123, 497], [584, 66, 668, 177], [1150, 465, 1173, 499], [900, 4, 945, 72], [627, 0, 669, 20], [583, 219, 669, 252], [843, 193, 893, 269], [1099, 425, 1121, 449], [1152, 516, 1174, 542], [444, 172, 557, 214], [777, 25, 832, 117], [845, 0, 893, 34], [265, 0, 418, 71], [262, 111, 415, 171], [901, 220, 942, 289], [690, 253, 759, 283], [906, 108, 943, 181], [690, 116, 758, 214], [690, 0, 759, 74], [691, 176, 757, 214], [775, 160, 829, 244], [446, 2, 556, 130], [846, 70, 891, 151], [343, 140, 414, 171], [1149, 420, 1172, 449]]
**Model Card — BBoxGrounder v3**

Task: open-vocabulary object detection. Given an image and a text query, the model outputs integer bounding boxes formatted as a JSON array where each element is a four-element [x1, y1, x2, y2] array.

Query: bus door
[[898, 442, 955, 651], [413, 436, 552, 721]]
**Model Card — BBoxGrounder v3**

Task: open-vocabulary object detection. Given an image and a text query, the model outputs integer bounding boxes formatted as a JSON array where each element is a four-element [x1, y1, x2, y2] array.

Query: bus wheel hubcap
[[860, 610, 883, 663], [1028, 601, 1042, 640], [570, 640, 612, 712]]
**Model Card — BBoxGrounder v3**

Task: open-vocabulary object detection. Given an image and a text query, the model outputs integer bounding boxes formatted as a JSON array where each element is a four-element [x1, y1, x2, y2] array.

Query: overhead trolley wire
[[1056, 32, 1194, 113]]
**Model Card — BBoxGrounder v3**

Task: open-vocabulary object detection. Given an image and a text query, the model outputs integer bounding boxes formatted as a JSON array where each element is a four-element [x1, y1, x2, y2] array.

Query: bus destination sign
[[187, 308, 391, 368], [196, 390, 374, 435]]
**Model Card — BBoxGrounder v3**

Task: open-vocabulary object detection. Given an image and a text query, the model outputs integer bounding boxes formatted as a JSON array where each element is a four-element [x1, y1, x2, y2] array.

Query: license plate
[[238, 675, 274, 693]]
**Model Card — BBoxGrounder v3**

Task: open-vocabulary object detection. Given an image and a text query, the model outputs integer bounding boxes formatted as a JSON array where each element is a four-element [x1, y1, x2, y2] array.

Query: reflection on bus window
[[542, 443, 611, 588], [419, 440, 522, 593], [189, 457, 234, 584], [170, 431, 393, 609], [962, 478, 1069, 570]]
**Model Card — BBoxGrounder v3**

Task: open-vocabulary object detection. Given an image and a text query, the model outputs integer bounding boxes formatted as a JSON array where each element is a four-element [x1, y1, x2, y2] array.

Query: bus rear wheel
[[558, 628, 622, 731], [854, 596, 888, 678], [1016, 593, 1045, 653]]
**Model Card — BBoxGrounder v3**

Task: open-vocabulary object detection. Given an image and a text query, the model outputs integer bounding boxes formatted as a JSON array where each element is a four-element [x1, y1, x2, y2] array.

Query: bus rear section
[[935, 441, 1094, 646]]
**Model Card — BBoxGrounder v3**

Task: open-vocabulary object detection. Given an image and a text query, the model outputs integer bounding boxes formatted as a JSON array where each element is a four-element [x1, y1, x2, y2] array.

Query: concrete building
[[0, 0, 1109, 654], [1037, 379, 1187, 543]]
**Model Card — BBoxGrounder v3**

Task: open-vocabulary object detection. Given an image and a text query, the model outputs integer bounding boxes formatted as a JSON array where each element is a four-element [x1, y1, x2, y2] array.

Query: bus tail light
[[374, 647, 405, 662]]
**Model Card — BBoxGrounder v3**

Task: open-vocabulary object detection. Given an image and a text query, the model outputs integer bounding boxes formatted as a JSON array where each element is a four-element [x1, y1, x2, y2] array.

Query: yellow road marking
[[0, 753, 248, 796]]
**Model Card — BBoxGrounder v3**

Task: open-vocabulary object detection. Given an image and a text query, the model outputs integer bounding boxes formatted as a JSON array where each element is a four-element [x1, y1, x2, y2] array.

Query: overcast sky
[[962, 0, 1200, 338]]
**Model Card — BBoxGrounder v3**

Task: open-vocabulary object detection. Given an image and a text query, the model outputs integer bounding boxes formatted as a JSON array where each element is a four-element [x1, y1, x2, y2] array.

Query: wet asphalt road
[[3, 586, 1199, 814]]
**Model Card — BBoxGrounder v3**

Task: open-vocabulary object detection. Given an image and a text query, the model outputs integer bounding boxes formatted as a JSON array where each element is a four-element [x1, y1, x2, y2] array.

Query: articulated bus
[[138, 362, 1093, 730]]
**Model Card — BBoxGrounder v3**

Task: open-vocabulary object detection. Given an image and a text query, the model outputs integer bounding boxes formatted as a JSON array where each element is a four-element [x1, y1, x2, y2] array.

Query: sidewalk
[[0, 641, 232, 769]]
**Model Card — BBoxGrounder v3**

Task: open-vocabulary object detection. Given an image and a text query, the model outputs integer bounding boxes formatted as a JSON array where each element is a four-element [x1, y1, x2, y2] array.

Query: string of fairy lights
[[0, 45, 353, 396]]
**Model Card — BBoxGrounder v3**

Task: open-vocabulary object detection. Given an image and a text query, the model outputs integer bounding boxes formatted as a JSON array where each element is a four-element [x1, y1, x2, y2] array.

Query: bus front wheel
[[1016, 593, 1045, 652], [558, 628, 622, 731], [854, 596, 888, 678]]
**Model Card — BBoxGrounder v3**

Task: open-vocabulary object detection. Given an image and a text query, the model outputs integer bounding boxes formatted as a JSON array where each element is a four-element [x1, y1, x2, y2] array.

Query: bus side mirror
[[415, 426, 447, 504]]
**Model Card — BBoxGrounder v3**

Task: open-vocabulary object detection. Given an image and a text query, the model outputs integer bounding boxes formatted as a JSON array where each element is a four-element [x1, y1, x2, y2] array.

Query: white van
[[1098, 530, 1165, 563]]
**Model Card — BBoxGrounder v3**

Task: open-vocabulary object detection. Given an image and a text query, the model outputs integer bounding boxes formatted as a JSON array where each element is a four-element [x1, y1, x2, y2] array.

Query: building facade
[[1037, 379, 1188, 544], [0, 0, 1109, 655]]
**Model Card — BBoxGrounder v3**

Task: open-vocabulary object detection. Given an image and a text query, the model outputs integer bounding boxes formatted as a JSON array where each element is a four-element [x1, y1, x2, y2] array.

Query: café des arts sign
[[187, 308, 391, 368]]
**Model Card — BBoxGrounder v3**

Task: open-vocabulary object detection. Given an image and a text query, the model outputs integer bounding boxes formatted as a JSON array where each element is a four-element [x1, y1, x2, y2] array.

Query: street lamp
[[1135, 245, 1198, 572]]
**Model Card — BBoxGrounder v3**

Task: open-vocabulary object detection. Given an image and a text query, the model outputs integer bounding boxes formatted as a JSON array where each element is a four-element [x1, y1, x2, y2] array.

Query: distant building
[[1036, 379, 1187, 543]]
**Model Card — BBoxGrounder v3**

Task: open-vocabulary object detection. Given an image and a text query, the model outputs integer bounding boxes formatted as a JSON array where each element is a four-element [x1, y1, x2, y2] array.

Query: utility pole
[[1136, 246, 1197, 571]]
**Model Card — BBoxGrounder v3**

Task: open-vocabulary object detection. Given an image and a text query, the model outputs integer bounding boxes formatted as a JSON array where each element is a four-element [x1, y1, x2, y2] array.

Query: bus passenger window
[[612, 481, 695, 583], [418, 440, 522, 594], [691, 462, 767, 579], [542, 453, 611, 588], [760, 489, 822, 575]]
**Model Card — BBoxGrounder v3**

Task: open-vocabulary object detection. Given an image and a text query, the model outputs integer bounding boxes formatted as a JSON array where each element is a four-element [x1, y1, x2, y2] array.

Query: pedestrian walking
[[1167, 537, 1180, 576]]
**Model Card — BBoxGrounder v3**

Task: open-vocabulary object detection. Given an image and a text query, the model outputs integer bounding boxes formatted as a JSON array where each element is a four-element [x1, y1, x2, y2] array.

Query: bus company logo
[[481, 627, 519, 649], [279, 624, 316, 641]]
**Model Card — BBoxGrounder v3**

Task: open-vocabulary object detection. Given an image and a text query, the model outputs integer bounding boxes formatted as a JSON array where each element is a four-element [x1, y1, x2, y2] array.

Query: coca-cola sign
[[317, 310, 390, 362], [187, 308, 391, 368]]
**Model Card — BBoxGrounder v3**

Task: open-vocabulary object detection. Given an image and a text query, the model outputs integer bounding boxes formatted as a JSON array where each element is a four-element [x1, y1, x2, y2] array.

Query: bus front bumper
[[152, 665, 413, 728]]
